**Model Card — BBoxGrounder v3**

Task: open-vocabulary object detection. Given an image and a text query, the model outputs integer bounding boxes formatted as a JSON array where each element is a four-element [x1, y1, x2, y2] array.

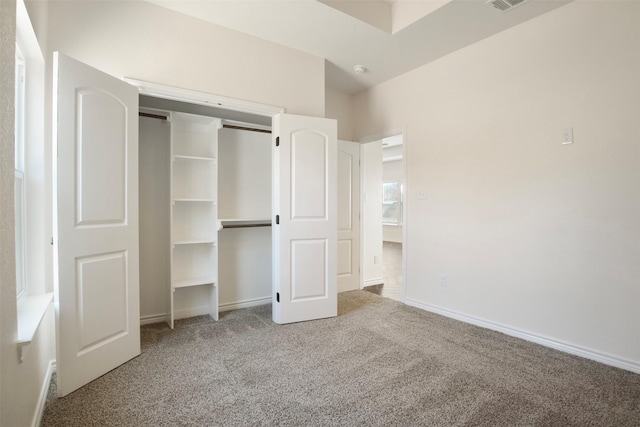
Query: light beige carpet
[[42, 291, 640, 426]]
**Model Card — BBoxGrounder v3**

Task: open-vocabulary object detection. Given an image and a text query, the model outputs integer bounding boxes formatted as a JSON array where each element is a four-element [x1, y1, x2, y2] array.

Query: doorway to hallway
[[362, 133, 404, 302]]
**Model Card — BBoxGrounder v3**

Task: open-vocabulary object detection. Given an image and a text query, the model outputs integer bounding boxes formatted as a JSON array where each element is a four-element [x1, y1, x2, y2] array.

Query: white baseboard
[[32, 359, 56, 427], [140, 297, 272, 325], [140, 313, 168, 326], [219, 296, 271, 312], [139, 306, 213, 325], [173, 305, 211, 321], [405, 298, 640, 374], [362, 277, 384, 287]]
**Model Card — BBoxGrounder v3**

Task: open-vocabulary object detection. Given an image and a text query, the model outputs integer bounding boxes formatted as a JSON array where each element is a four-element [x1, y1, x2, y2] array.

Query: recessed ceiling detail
[[317, 0, 450, 34], [144, 0, 574, 93]]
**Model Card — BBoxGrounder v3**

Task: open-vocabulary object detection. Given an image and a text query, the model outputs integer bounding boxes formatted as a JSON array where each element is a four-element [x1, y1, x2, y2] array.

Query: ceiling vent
[[486, 0, 528, 12]]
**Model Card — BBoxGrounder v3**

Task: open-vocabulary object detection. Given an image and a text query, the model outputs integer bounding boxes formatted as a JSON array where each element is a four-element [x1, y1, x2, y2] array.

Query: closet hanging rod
[[139, 112, 168, 121], [223, 124, 271, 134], [222, 223, 272, 229]]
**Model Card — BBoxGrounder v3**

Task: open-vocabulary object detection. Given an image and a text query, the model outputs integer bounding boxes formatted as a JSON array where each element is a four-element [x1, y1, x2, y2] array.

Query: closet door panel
[[272, 113, 337, 324], [53, 52, 140, 397], [337, 140, 361, 292]]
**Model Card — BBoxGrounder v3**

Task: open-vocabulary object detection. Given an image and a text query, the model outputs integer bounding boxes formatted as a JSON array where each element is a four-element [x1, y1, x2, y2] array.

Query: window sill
[[17, 292, 53, 362]]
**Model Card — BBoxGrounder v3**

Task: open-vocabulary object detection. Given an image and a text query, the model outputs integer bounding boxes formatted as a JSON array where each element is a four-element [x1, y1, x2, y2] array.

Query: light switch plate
[[562, 127, 573, 145]]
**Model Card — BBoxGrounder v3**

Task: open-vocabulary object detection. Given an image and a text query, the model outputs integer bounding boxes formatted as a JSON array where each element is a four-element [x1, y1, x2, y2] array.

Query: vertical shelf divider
[[169, 112, 221, 328]]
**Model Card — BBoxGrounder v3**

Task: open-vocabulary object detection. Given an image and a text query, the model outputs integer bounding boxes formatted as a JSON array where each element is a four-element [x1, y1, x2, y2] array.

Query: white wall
[[354, 0, 640, 369], [325, 88, 354, 141], [392, 0, 449, 33], [44, 0, 325, 117], [319, 0, 391, 33], [139, 116, 171, 321], [361, 141, 383, 286]]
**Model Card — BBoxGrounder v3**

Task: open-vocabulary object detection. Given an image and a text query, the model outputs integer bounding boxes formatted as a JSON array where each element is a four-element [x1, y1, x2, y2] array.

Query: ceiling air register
[[487, 0, 529, 12]]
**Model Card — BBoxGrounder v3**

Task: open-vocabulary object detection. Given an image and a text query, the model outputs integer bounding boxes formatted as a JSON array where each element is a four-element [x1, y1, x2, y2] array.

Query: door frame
[[128, 79, 339, 321], [130, 79, 284, 323], [358, 130, 408, 302], [125, 78, 285, 118], [128, 79, 285, 321]]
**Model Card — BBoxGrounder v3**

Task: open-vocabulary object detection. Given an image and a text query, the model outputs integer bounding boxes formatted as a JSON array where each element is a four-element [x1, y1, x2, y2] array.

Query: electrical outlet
[[374, 255, 379, 264], [440, 274, 447, 287]]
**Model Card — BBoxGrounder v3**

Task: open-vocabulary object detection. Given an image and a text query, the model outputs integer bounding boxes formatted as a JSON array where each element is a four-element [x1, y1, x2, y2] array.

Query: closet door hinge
[[276, 136, 280, 147], [276, 215, 279, 225], [276, 292, 280, 303]]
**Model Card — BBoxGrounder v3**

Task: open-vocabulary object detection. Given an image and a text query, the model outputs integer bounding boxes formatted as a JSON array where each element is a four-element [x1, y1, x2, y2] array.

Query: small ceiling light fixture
[[353, 65, 368, 74]]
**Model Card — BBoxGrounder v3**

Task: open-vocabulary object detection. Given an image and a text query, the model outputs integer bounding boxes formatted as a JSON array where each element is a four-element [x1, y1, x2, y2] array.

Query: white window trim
[[15, 0, 53, 362], [15, 170, 26, 299], [15, 43, 27, 300]]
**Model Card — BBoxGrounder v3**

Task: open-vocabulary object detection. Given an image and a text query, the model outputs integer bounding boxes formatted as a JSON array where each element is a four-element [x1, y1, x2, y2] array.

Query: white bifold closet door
[[272, 114, 338, 324], [53, 52, 140, 397]]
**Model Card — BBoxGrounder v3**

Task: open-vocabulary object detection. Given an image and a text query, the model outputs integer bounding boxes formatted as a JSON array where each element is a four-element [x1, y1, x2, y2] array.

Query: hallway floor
[[364, 241, 402, 301]]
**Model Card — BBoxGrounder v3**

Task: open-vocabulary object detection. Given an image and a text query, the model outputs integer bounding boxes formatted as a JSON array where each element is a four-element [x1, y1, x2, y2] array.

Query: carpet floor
[[42, 291, 640, 426]]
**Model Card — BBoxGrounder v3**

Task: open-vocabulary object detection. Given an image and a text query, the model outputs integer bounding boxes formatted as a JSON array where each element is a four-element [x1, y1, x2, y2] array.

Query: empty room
[[1, 0, 639, 425]]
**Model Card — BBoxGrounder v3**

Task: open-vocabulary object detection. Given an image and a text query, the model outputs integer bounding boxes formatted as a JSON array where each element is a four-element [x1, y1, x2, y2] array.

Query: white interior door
[[337, 140, 360, 292], [53, 52, 140, 396], [272, 113, 337, 324]]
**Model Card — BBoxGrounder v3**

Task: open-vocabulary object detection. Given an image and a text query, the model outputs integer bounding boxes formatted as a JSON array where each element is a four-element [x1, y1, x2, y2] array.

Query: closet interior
[[138, 95, 273, 328]]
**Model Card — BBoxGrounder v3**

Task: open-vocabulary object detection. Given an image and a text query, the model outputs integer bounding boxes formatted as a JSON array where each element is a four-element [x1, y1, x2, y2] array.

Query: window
[[382, 181, 402, 226], [15, 44, 26, 299]]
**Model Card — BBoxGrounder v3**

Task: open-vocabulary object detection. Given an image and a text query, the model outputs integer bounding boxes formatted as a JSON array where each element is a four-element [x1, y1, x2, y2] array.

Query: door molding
[[125, 78, 285, 117]]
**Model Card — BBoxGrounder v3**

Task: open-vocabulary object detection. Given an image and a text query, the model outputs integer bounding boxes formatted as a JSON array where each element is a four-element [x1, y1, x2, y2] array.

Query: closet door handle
[[276, 215, 279, 225]]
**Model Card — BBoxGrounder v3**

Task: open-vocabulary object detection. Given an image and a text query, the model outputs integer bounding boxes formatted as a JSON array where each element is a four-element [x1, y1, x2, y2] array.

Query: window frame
[[15, 43, 27, 300], [382, 181, 403, 226]]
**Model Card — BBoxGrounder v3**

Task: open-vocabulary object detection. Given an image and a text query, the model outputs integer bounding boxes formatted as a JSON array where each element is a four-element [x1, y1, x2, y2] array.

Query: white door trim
[[125, 78, 285, 117]]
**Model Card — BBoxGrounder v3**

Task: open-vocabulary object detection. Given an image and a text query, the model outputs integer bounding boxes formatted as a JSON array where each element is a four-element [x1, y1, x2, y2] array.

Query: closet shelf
[[172, 278, 217, 289], [172, 198, 216, 204], [217, 218, 272, 230], [172, 239, 216, 246], [173, 154, 216, 162]]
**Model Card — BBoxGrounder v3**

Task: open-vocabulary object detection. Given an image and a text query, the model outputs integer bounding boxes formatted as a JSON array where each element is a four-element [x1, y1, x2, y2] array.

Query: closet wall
[[139, 116, 170, 321], [139, 109, 272, 323], [218, 128, 272, 310]]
